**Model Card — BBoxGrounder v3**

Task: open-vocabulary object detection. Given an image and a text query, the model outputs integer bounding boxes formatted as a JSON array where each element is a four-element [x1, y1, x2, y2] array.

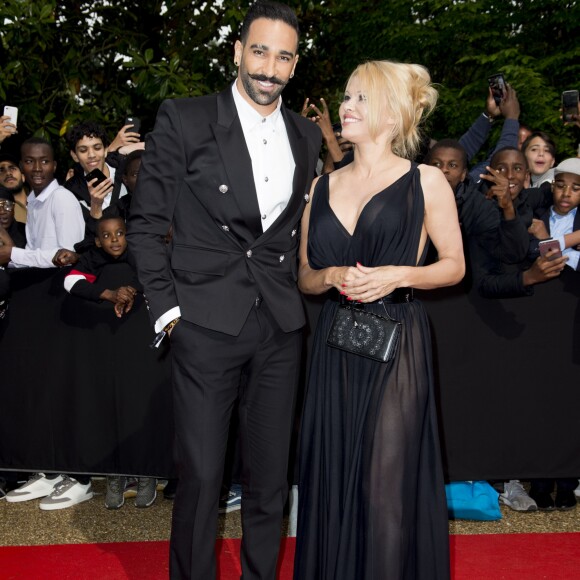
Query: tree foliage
[[1, 0, 579, 165]]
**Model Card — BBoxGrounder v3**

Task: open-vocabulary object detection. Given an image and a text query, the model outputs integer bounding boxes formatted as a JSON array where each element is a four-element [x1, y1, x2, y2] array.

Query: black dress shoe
[[555, 490, 577, 511], [163, 479, 178, 500], [529, 490, 556, 511]]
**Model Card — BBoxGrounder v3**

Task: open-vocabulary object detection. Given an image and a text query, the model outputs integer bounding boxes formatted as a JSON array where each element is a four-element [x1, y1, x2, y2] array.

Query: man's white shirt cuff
[[155, 306, 181, 333]]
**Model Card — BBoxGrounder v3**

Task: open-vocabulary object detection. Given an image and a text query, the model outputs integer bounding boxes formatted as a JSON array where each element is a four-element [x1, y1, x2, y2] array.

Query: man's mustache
[[249, 73, 287, 87]]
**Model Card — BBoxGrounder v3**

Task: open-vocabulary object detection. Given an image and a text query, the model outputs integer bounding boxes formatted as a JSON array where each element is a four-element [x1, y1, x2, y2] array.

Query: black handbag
[[326, 302, 402, 363]]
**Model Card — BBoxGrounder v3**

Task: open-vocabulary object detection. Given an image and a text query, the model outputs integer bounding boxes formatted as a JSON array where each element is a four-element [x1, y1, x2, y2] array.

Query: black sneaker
[[105, 476, 127, 510], [135, 477, 157, 508], [555, 490, 577, 511], [163, 479, 178, 500], [529, 490, 556, 511]]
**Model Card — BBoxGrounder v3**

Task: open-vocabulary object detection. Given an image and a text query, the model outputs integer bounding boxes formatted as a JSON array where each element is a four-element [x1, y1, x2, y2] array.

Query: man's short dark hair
[[123, 149, 143, 173], [65, 121, 110, 151], [21, 136, 54, 157], [96, 214, 125, 236], [425, 139, 468, 169], [240, 1, 300, 45], [490, 146, 528, 169]]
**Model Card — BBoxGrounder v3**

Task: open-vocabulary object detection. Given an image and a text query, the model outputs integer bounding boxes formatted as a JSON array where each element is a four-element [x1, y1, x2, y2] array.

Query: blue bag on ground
[[445, 481, 502, 520]]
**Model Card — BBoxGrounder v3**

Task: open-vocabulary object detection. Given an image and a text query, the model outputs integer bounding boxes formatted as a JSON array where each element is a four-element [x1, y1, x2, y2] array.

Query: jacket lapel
[[212, 87, 264, 240]]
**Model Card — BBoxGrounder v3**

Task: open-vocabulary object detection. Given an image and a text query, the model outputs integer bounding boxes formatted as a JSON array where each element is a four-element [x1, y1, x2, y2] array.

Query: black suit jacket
[[127, 85, 321, 336]]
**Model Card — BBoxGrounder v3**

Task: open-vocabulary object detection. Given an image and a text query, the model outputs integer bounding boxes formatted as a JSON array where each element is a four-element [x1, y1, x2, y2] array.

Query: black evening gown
[[294, 163, 450, 579]]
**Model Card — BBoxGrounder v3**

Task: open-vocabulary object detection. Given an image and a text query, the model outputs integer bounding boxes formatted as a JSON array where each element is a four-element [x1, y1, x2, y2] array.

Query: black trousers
[[168, 301, 302, 580]]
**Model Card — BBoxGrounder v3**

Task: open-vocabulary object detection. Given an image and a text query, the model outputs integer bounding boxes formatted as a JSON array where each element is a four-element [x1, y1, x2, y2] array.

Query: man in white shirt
[[0, 138, 84, 268]]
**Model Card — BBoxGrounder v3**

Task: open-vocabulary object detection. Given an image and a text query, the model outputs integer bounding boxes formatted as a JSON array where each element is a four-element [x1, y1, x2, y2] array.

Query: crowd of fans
[[0, 81, 579, 515]]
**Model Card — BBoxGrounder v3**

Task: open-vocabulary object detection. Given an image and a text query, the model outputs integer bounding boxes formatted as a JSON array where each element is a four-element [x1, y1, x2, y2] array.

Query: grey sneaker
[[6, 473, 64, 503], [500, 480, 538, 512], [135, 477, 157, 508], [105, 476, 127, 510], [39, 476, 93, 511]]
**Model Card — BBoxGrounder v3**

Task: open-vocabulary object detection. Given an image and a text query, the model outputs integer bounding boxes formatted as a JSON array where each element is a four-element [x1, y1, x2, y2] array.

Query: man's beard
[[2, 179, 25, 195], [240, 66, 288, 107]]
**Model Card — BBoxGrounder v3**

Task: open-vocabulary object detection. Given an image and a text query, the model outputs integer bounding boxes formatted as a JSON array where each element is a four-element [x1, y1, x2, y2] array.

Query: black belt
[[332, 287, 414, 305]]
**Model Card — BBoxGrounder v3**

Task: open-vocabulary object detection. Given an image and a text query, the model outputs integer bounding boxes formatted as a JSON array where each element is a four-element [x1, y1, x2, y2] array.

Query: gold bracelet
[[163, 318, 180, 333]]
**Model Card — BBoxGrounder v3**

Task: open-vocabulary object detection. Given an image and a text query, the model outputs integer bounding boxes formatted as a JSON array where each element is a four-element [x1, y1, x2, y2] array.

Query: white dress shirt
[[10, 179, 85, 268], [232, 81, 295, 231]]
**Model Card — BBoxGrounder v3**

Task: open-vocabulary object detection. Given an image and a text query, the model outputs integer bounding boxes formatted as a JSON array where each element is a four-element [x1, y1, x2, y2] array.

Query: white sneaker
[[6, 473, 64, 503], [500, 480, 538, 512], [39, 477, 94, 510], [574, 481, 580, 498]]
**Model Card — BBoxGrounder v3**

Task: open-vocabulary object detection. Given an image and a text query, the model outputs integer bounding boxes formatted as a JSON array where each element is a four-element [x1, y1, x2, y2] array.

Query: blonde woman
[[294, 61, 464, 579]]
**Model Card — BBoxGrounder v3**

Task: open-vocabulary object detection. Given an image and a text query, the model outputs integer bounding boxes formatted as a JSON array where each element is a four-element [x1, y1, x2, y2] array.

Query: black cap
[[0, 186, 15, 201], [0, 153, 19, 166]]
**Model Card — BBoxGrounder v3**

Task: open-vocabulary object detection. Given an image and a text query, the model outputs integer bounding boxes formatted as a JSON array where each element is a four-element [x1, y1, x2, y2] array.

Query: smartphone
[[124, 116, 141, 134], [562, 90, 579, 123], [85, 168, 108, 186], [3, 105, 18, 127], [539, 239, 563, 260], [488, 74, 507, 106]]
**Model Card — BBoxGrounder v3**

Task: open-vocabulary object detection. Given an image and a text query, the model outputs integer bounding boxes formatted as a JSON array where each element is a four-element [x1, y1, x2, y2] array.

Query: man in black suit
[[127, 2, 321, 578]]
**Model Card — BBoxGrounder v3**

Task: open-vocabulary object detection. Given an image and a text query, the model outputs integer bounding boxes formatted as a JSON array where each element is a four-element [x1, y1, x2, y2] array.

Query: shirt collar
[[550, 206, 577, 220], [232, 80, 283, 130], [27, 179, 59, 203]]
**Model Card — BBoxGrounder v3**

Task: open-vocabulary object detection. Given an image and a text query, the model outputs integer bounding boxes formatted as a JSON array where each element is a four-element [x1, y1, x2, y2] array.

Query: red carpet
[[0, 534, 579, 579]]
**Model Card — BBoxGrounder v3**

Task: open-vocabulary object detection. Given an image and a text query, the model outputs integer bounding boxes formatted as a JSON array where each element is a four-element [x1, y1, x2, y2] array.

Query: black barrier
[[0, 267, 174, 478]]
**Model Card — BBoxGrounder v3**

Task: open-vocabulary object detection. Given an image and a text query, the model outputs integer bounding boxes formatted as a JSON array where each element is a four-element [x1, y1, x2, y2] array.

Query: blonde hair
[[347, 60, 438, 159]]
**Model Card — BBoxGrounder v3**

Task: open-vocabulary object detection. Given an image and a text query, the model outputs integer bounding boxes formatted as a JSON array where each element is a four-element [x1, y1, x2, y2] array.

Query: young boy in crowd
[[63, 215, 158, 509], [64, 215, 138, 317], [528, 158, 580, 272], [425, 140, 529, 271], [474, 147, 557, 299], [64, 121, 134, 255]]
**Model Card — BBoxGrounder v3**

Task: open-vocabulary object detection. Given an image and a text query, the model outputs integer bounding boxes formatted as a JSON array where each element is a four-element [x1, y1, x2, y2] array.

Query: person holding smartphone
[[64, 121, 135, 251], [528, 158, 580, 271]]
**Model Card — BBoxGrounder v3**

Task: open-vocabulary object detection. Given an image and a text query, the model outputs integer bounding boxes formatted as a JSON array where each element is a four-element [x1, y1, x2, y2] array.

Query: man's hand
[[528, 218, 550, 240], [52, 249, 79, 267], [0, 115, 17, 144], [485, 88, 501, 119], [88, 176, 113, 219], [480, 166, 516, 220], [499, 85, 520, 120], [101, 286, 137, 317], [109, 124, 141, 152], [523, 253, 568, 286], [564, 101, 580, 127]]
